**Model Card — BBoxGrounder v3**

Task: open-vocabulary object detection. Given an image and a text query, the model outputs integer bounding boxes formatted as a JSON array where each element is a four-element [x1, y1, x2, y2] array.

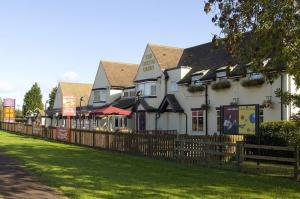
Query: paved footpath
[[0, 152, 63, 199]]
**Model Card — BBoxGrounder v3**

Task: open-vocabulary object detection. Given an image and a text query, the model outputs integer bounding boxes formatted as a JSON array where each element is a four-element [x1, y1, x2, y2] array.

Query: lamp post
[[135, 91, 142, 132]]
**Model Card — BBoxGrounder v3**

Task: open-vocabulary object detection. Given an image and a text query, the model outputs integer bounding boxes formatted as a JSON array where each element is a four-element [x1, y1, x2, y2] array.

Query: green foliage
[[275, 88, 300, 108], [211, 79, 231, 90], [187, 85, 205, 93], [241, 78, 265, 87], [204, 0, 300, 106], [22, 83, 44, 116], [0, 131, 300, 198], [260, 121, 300, 146], [48, 86, 57, 110], [0, 98, 2, 121]]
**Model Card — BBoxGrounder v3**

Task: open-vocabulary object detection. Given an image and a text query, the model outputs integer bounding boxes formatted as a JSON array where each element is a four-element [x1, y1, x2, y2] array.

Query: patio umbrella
[[91, 106, 131, 116]]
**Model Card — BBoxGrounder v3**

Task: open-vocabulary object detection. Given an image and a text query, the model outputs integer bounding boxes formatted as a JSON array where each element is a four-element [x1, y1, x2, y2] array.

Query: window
[[115, 118, 119, 127], [249, 73, 264, 80], [191, 75, 202, 86], [114, 117, 128, 128], [94, 90, 107, 103], [217, 109, 221, 132], [94, 91, 100, 102], [192, 110, 204, 131], [170, 81, 178, 92], [216, 71, 227, 78], [259, 108, 264, 123], [123, 88, 136, 98], [136, 82, 156, 96]]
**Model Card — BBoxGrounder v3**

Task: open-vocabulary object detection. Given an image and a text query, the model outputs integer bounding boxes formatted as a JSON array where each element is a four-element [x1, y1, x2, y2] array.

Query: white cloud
[[0, 80, 16, 93], [60, 71, 80, 82]]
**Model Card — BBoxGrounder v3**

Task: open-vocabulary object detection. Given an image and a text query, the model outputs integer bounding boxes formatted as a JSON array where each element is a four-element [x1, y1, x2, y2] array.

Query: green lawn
[[0, 131, 299, 199]]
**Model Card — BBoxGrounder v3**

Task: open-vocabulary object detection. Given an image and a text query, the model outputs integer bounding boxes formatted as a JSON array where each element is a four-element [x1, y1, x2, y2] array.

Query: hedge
[[260, 121, 300, 146]]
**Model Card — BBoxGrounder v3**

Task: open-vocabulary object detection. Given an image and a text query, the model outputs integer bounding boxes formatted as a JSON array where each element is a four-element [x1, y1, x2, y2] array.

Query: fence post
[[93, 131, 95, 147], [295, 146, 299, 181], [236, 141, 244, 172]]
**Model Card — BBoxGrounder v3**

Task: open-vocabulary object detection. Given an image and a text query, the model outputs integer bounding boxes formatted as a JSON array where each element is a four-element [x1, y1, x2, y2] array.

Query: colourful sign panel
[[3, 98, 15, 107], [223, 105, 257, 135], [57, 128, 70, 142], [3, 107, 15, 123], [62, 96, 76, 116]]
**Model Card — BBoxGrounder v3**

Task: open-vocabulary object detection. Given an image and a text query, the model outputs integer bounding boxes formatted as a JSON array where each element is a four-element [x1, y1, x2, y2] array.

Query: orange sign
[[3, 107, 15, 122], [62, 96, 76, 116]]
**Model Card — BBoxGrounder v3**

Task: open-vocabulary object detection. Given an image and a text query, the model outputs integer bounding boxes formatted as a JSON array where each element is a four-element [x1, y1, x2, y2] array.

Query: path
[[0, 152, 63, 199]]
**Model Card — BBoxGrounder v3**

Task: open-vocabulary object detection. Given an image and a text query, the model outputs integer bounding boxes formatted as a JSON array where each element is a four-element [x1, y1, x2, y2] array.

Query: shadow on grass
[[0, 132, 299, 199]]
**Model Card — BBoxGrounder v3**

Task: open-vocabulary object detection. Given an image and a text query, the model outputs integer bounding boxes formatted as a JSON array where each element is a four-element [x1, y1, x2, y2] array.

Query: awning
[[91, 106, 131, 116]]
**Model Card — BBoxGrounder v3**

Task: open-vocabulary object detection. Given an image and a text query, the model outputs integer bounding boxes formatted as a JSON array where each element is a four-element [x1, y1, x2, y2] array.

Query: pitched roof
[[111, 98, 136, 109], [101, 60, 138, 87], [148, 44, 184, 69], [177, 42, 237, 84], [59, 82, 93, 107], [158, 94, 184, 113]]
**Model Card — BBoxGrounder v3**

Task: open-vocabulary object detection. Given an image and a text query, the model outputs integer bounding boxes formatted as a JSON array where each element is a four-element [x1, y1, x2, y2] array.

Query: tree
[[48, 86, 57, 110], [22, 83, 44, 116], [0, 98, 3, 121], [204, 0, 300, 107]]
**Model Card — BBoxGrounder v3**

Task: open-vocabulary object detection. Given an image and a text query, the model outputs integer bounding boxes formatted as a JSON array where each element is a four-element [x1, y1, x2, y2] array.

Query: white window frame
[[216, 71, 227, 78], [136, 82, 156, 97], [192, 110, 204, 132], [191, 75, 202, 86], [94, 90, 107, 103], [249, 73, 264, 80]]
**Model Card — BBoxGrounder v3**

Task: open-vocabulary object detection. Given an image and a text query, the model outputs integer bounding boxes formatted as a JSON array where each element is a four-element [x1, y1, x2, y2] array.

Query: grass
[[0, 131, 299, 199]]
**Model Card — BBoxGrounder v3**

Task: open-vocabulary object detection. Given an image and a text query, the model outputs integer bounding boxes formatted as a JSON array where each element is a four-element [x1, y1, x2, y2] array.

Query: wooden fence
[[1, 122, 299, 180], [175, 139, 300, 180]]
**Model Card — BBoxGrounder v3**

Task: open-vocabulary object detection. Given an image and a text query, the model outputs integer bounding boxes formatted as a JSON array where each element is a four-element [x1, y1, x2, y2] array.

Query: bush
[[188, 85, 205, 93], [260, 121, 300, 146], [211, 79, 231, 90]]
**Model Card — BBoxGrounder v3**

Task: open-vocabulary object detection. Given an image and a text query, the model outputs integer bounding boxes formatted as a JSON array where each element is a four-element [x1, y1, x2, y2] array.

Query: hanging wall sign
[[62, 96, 76, 116]]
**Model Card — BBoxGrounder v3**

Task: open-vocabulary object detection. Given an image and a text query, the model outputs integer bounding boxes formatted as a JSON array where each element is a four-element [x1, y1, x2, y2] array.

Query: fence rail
[[1, 122, 299, 181]]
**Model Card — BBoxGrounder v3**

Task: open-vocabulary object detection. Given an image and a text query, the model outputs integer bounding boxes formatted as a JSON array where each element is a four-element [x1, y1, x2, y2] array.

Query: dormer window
[[136, 81, 157, 97], [123, 88, 136, 98], [94, 90, 107, 103], [191, 75, 202, 86], [249, 73, 264, 80]]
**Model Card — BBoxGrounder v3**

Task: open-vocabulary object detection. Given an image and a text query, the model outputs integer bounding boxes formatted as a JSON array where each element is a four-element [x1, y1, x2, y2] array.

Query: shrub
[[211, 79, 231, 90], [241, 78, 265, 87], [260, 121, 300, 146], [188, 85, 205, 93]]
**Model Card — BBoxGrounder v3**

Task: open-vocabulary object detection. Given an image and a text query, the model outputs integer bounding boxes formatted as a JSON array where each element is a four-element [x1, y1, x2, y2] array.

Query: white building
[[88, 60, 138, 131]]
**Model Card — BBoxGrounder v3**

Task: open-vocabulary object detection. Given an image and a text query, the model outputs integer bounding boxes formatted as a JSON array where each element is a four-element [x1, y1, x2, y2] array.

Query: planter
[[188, 85, 205, 93], [211, 80, 231, 90], [241, 78, 265, 87]]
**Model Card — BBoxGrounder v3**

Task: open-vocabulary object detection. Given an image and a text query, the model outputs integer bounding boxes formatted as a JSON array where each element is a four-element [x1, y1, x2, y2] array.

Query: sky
[[0, 0, 219, 109]]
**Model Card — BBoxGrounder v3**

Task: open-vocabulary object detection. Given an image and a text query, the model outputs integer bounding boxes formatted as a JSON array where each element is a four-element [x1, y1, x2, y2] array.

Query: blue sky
[[0, 0, 218, 108]]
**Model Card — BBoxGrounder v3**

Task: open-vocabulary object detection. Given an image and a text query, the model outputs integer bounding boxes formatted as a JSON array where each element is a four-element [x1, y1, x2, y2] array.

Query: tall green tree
[[22, 83, 44, 116], [204, 0, 300, 107], [48, 86, 57, 110], [0, 98, 3, 121]]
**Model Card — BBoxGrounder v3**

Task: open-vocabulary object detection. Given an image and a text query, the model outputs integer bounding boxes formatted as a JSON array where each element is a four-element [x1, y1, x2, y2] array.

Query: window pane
[[198, 117, 203, 131], [150, 84, 156, 95], [100, 91, 106, 102], [94, 91, 100, 102], [170, 81, 177, 92], [115, 118, 119, 127], [192, 117, 198, 131], [145, 83, 151, 96]]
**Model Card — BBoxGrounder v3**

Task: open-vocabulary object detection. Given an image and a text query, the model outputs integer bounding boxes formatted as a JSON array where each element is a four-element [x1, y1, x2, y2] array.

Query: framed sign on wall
[[221, 104, 259, 135]]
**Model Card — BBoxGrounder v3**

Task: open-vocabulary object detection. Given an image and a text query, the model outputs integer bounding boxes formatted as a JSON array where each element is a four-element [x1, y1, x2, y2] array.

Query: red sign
[[62, 96, 76, 116]]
